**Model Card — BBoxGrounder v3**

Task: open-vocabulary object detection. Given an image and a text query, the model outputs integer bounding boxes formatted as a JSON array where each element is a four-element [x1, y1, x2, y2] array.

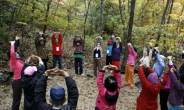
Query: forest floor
[[0, 36, 163, 110]]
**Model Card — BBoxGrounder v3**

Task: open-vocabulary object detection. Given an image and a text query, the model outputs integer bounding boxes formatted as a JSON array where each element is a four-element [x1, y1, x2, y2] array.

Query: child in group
[[73, 36, 84, 75], [9, 40, 24, 110], [137, 64, 161, 110], [168, 68, 184, 110], [111, 37, 122, 77], [124, 43, 137, 89], [95, 65, 122, 110], [106, 34, 116, 65], [21, 55, 45, 110], [93, 42, 103, 77]]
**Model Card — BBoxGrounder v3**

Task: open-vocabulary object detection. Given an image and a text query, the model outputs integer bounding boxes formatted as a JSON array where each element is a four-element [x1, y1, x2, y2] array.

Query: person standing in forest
[[95, 65, 122, 110], [94, 35, 103, 57], [167, 68, 184, 110], [73, 36, 84, 75], [51, 32, 63, 69], [111, 37, 122, 77], [9, 40, 24, 110], [152, 45, 165, 78], [93, 42, 103, 77], [34, 68, 79, 110], [136, 64, 161, 110], [159, 56, 179, 110], [21, 55, 45, 110], [36, 36, 49, 70], [106, 34, 116, 65], [124, 43, 137, 89]]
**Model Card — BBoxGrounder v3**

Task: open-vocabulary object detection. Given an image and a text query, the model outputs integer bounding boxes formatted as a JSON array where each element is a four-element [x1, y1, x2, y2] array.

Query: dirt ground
[[0, 66, 162, 110]]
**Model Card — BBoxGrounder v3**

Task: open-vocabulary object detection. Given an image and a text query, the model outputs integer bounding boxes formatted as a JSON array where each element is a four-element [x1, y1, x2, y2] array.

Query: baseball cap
[[50, 86, 65, 101]]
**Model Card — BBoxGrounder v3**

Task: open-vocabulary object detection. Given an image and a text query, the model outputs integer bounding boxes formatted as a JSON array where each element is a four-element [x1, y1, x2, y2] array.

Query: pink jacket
[[126, 45, 137, 65], [95, 70, 122, 110], [9, 45, 24, 80]]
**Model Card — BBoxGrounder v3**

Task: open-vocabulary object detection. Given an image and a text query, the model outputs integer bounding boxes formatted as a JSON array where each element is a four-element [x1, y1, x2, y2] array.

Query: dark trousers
[[53, 55, 62, 69], [160, 89, 170, 110], [74, 58, 83, 75], [42, 59, 48, 70], [12, 80, 22, 110], [106, 55, 112, 65]]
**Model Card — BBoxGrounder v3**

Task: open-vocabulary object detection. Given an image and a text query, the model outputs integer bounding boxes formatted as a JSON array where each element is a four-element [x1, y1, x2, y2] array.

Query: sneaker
[[81, 73, 85, 76]]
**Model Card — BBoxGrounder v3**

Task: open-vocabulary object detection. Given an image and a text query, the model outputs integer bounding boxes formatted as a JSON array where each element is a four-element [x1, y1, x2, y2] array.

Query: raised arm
[[155, 52, 164, 67], [34, 75, 52, 110], [170, 72, 184, 91], [138, 66, 153, 87], [9, 41, 16, 69], [119, 42, 123, 53]]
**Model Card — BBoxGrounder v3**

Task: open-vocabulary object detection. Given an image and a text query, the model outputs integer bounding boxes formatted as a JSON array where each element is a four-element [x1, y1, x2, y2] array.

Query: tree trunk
[[83, 0, 92, 50], [167, 0, 174, 24], [100, 0, 104, 35], [43, 0, 52, 33], [157, 0, 170, 41], [121, 0, 136, 69], [127, 0, 136, 43]]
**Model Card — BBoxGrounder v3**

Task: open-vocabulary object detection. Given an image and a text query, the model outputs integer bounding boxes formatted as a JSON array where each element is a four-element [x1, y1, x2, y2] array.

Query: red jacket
[[51, 33, 62, 55], [137, 66, 161, 110]]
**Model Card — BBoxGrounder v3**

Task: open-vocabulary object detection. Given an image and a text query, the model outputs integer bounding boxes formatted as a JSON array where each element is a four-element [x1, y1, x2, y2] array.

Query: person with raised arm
[[34, 68, 79, 110]]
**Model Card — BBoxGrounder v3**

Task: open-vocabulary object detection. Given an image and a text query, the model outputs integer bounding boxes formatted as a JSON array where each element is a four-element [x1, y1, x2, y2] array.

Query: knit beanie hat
[[50, 86, 65, 101], [24, 66, 37, 76], [147, 72, 159, 85]]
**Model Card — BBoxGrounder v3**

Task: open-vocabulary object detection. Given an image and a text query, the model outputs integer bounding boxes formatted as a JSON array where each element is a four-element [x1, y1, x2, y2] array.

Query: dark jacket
[[112, 42, 122, 61], [179, 64, 184, 76], [34, 76, 79, 110], [21, 62, 45, 110]]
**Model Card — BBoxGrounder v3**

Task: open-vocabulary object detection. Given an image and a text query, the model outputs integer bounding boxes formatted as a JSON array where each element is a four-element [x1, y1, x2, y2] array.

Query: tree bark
[[127, 0, 136, 43], [100, 0, 104, 35], [43, 0, 52, 33]]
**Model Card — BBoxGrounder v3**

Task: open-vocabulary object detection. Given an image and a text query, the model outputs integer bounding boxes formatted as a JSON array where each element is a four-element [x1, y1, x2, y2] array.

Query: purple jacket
[[168, 73, 184, 106], [126, 45, 137, 65], [95, 70, 122, 110], [112, 42, 122, 61]]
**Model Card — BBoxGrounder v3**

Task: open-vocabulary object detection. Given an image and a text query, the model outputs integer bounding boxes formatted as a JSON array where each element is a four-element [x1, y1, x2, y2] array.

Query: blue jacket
[[106, 45, 113, 56], [112, 42, 122, 61], [152, 52, 165, 78], [106, 36, 116, 56]]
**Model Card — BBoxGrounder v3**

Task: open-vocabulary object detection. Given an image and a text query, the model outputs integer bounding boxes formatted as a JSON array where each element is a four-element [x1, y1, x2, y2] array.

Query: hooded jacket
[[95, 70, 122, 110], [21, 62, 45, 110], [137, 66, 161, 110], [52, 33, 63, 55]]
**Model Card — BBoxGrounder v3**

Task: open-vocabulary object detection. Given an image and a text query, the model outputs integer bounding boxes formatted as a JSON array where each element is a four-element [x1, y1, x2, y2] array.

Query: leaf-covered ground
[[0, 36, 163, 110]]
